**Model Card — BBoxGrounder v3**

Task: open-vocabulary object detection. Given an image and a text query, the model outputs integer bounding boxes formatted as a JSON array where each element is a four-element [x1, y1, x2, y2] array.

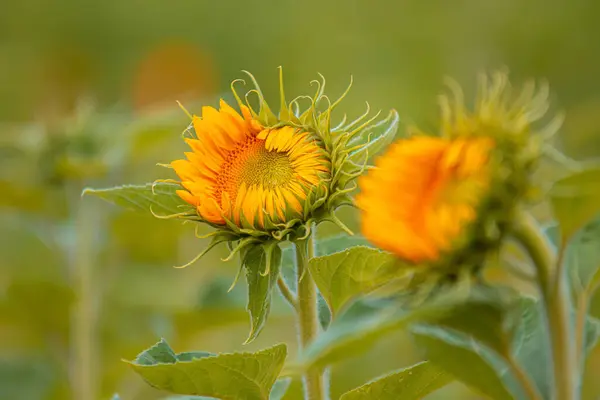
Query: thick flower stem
[[513, 211, 576, 400], [294, 237, 325, 400]]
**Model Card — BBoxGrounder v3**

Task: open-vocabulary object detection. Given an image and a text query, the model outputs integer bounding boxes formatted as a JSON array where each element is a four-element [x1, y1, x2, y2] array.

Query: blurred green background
[[2, 0, 600, 399]]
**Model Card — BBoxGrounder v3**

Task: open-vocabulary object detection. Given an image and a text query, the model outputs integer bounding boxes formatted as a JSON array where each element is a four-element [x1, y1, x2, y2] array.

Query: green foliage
[[412, 329, 515, 400], [127, 339, 287, 400], [549, 166, 600, 243], [299, 311, 409, 371], [510, 298, 552, 398], [512, 297, 600, 398], [307, 246, 399, 316], [408, 289, 527, 400], [163, 379, 290, 400], [83, 183, 193, 216], [415, 295, 600, 400], [425, 290, 519, 357], [280, 234, 373, 270], [243, 243, 283, 343], [545, 219, 600, 305], [268, 378, 292, 400], [299, 286, 469, 371], [339, 361, 452, 400]]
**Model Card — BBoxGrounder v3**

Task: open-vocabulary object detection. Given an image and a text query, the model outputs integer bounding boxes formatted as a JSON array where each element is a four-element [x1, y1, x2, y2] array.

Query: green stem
[[277, 275, 298, 311], [513, 210, 576, 400], [507, 355, 543, 400], [68, 185, 97, 400], [295, 236, 325, 400], [574, 289, 589, 370]]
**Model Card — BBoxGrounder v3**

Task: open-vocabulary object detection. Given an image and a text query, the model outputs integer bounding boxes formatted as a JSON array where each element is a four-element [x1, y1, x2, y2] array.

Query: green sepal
[[347, 109, 400, 163], [174, 232, 237, 269]]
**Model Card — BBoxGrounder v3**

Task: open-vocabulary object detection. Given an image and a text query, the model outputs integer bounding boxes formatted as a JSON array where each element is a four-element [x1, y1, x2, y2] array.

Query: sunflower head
[[165, 68, 398, 264], [358, 71, 560, 280]]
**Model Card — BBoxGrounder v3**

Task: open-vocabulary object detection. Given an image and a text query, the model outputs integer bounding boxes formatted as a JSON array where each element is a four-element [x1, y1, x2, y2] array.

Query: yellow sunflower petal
[[172, 103, 330, 229]]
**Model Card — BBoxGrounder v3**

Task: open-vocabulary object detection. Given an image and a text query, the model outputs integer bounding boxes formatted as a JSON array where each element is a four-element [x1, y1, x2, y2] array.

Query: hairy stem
[[574, 290, 588, 370], [277, 275, 298, 311], [513, 210, 576, 400], [574, 276, 600, 376], [295, 236, 325, 400], [507, 355, 543, 400]]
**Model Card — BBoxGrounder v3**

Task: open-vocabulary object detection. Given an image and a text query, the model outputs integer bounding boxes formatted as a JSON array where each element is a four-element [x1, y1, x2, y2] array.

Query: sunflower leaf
[[412, 327, 517, 400], [243, 243, 283, 343], [127, 339, 287, 400], [307, 246, 401, 317], [549, 166, 600, 243], [163, 378, 291, 400], [299, 288, 466, 371], [512, 297, 600, 398], [82, 183, 194, 216], [339, 361, 453, 400], [425, 290, 519, 357], [545, 218, 600, 297], [299, 309, 409, 371]]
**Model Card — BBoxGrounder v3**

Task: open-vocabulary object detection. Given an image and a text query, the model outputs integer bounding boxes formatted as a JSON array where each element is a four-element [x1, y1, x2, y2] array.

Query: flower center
[[216, 137, 295, 204], [241, 146, 294, 188]]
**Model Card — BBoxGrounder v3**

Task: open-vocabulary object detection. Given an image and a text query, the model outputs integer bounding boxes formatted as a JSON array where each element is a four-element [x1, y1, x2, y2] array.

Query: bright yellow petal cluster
[[357, 136, 494, 263], [171, 100, 330, 228]]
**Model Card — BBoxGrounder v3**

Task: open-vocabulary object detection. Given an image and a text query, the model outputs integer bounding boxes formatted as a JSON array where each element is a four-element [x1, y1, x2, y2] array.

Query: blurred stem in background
[[294, 232, 326, 400], [67, 183, 99, 400], [513, 210, 577, 400]]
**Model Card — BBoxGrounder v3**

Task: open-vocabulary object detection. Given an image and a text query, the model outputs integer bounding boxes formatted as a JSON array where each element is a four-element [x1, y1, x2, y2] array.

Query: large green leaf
[[410, 291, 546, 400], [510, 297, 551, 399], [545, 218, 600, 296], [428, 291, 518, 358], [299, 287, 468, 371], [413, 327, 516, 400], [308, 246, 400, 317], [163, 378, 290, 400], [83, 183, 193, 216], [300, 311, 408, 371], [127, 339, 287, 400], [339, 361, 452, 400], [549, 166, 600, 243], [243, 243, 283, 343], [567, 221, 600, 296], [512, 297, 600, 398]]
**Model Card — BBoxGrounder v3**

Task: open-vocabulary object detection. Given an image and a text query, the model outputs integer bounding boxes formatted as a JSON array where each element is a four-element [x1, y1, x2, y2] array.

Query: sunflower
[[171, 100, 330, 230], [358, 71, 560, 273], [357, 136, 494, 263], [155, 68, 398, 259]]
